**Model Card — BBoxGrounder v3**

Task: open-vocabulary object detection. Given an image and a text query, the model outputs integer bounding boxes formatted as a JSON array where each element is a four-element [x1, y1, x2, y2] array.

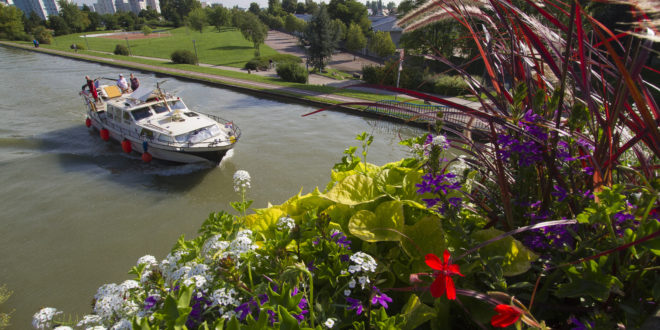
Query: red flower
[[491, 304, 522, 328], [425, 250, 464, 299]]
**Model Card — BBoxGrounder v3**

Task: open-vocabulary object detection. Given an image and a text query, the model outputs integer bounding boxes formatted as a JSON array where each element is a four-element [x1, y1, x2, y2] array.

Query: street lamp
[[304, 44, 311, 84]]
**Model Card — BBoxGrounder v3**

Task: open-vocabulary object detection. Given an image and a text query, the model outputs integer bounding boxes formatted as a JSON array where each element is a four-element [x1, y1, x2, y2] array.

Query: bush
[[32, 26, 53, 44], [170, 49, 197, 65], [244, 54, 301, 71], [276, 62, 308, 83], [427, 74, 480, 96], [113, 44, 129, 55]]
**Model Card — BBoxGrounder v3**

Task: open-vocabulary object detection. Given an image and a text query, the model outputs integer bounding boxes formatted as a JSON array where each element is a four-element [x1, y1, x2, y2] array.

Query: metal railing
[[365, 100, 488, 131], [95, 112, 241, 148]]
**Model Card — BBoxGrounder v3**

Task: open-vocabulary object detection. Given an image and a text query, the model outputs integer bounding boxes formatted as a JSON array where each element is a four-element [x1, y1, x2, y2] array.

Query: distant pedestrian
[[82, 75, 99, 103], [33, 39, 39, 48], [70, 44, 77, 52], [129, 73, 140, 91], [117, 74, 129, 93], [269, 59, 273, 70]]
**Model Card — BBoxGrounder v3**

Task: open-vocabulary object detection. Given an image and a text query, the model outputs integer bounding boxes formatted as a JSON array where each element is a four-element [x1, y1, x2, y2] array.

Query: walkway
[[0, 40, 483, 127]]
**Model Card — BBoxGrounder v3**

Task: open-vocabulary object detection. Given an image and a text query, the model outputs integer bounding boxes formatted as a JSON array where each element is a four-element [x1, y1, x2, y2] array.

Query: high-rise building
[[95, 0, 115, 15], [128, 0, 145, 14], [114, 0, 128, 12], [145, 0, 159, 13], [13, 0, 60, 20]]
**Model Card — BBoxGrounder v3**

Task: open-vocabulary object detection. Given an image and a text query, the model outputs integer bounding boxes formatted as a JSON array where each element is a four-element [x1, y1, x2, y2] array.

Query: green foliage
[[284, 14, 306, 33], [170, 49, 198, 64], [0, 284, 11, 329], [33, 26, 54, 44], [245, 54, 301, 71], [345, 23, 366, 55], [303, 4, 340, 71], [186, 8, 207, 33], [233, 11, 268, 56], [368, 31, 396, 58], [327, 0, 370, 33], [0, 4, 25, 40], [275, 62, 308, 83], [57, 0, 90, 33], [113, 43, 129, 55], [142, 24, 152, 36], [206, 5, 231, 31]]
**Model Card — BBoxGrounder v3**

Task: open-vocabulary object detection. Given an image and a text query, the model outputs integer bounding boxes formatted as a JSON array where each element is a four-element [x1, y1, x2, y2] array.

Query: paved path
[[1, 40, 482, 113]]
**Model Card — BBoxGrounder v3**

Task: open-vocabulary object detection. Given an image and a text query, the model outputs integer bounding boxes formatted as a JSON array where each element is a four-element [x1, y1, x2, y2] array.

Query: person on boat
[[117, 74, 129, 93], [129, 73, 140, 91], [82, 75, 99, 103]]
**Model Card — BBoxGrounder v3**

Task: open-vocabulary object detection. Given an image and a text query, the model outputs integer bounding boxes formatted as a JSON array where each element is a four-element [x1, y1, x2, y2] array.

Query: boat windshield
[[152, 103, 169, 114], [175, 124, 223, 144], [131, 107, 152, 121], [168, 100, 187, 111]]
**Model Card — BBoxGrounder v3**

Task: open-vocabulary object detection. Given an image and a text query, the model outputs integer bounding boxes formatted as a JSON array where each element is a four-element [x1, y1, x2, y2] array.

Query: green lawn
[[47, 26, 279, 68]]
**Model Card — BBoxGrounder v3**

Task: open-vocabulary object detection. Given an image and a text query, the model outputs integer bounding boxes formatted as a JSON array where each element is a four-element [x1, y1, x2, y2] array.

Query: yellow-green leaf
[[472, 228, 538, 276], [348, 201, 404, 242]]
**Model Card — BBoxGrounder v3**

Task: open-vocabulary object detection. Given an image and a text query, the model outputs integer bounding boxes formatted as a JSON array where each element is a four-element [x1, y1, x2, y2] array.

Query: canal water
[[0, 46, 424, 327]]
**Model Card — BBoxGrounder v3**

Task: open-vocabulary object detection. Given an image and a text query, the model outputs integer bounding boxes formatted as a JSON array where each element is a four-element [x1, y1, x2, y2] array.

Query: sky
[[75, 0, 403, 10]]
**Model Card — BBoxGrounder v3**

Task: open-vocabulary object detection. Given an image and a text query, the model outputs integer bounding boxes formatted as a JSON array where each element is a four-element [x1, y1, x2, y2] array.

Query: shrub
[[427, 74, 479, 96], [113, 44, 129, 55], [244, 54, 301, 71], [32, 26, 53, 44], [276, 62, 308, 83], [170, 49, 197, 65]]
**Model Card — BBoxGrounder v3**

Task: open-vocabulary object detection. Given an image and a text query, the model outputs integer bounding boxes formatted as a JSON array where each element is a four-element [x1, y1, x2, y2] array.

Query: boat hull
[[88, 114, 233, 165]]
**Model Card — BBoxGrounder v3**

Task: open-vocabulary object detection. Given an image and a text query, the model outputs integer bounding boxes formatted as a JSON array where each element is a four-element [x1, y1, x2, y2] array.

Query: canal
[[0, 46, 424, 327]]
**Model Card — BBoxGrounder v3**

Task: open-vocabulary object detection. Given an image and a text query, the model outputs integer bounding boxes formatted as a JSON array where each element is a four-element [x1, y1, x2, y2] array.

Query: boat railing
[[99, 113, 241, 148]]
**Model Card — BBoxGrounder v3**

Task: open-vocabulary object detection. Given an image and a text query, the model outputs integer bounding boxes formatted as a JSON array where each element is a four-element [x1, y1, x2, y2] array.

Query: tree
[[47, 14, 70, 36], [207, 5, 231, 31], [248, 3, 261, 15], [86, 11, 102, 32], [142, 24, 152, 35], [117, 11, 137, 30], [102, 14, 119, 30], [284, 14, 305, 33], [23, 11, 44, 34], [331, 18, 347, 40], [386, 2, 396, 12], [303, 4, 339, 71], [305, 0, 318, 14], [296, 3, 306, 14], [235, 12, 268, 56], [33, 25, 53, 44], [327, 0, 370, 33], [187, 8, 207, 33], [345, 23, 366, 59], [282, 0, 297, 13], [368, 30, 395, 57], [0, 4, 25, 40], [57, 0, 90, 33], [139, 8, 161, 20], [268, 0, 282, 15], [161, 0, 201, 27]]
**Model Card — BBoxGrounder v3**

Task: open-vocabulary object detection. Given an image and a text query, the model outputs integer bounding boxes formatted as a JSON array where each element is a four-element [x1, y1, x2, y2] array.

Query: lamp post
[[192, 40, 199, 65], [304, 44, 311, 84], [125, 37, 132, 56]]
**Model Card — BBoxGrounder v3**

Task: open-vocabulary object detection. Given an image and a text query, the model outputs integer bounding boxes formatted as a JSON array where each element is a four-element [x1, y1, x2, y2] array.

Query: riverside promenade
[[0, 37, 481, 126]]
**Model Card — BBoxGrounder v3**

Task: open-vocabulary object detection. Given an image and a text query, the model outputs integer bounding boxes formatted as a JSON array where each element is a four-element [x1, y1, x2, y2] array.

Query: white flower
[[431, 135, 450, 150], [53, 327, 73, 330], [324, 318, 336, 328], [183, 275, 207, 289], [202, 235, 230, 261], [77, 314, 102, 327], [349, 252, 377, 273], [137, 255, 158, 267], [344, 289, 351, 296], [33, 307, 61, 329], [358, 276, 370, 289], [211, 288, 238, 308], [277, 216, 296, 231], [221, 310, 237, 320], [120, 280, 139, 291], [110, 319, 132, 330], [86, 326, 107, 330], [348, 278, 356, 289], [233, 170, 251, 192]]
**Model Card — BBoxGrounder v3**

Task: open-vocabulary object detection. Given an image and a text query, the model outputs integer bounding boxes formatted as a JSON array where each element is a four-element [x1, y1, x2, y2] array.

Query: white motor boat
[[80, 81, 240, 164]]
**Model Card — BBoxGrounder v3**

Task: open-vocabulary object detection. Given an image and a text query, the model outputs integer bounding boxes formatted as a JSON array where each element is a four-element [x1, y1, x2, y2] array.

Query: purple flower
[[371, 287, 393, 309], [306, 260, 317, 272], [186, 294, 210, 329], [551, 185, 568, 202], [266, 309, 277, 325], [331, 231, 352, 249], [569, 316, 594, 330], [345, 297, 364, 315], [583, 167, 594, 175], [340, 254, 350, 262], [448, 197, 462, 207], [144, 295, 158, 311], [235, 301, 252, 321], [613, 211, 638, 236]]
